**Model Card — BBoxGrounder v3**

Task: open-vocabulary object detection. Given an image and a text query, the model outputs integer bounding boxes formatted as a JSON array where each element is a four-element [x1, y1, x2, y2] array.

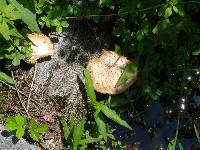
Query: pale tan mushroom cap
[[26, 33, 54, 64], [86, 50, 137, 95]]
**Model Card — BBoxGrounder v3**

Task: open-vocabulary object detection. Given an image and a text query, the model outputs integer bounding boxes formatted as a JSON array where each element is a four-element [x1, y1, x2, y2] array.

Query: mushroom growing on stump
[[25, 33, 54, 64], [86, 49, 138, 95]]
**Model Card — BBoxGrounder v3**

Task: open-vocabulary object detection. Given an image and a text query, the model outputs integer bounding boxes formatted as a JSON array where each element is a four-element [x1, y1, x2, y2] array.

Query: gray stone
[[0, 124, 41, 150]]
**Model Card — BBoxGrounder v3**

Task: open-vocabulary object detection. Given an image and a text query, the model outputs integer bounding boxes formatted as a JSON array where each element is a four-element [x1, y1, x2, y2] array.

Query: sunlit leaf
[[9, 0, 40, 33], [15, 114, 26, 127], [164, 7, 172, 18], [94, 113, 107, 141], [116, 61, 138, 87], [73, 117, 86, 150], [0, 71, 14, 84], [0, 21, 10, 40], [96, 102, 132, 130], [60, 116, 70, 141], [83, 68, 96, 104]]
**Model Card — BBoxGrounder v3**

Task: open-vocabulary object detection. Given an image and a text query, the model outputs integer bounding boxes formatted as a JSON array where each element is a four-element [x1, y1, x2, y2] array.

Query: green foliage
[[5, 114, 48, 141], [9, 0, 40, 33], [5, 114, 26, 138], [84, 68, 132, 130], [0, 71, 14, 84], [83, 68, 96, 104], [194, 124, 200, 144], [29, 119, 48, 141], [116, 61, 138, 87]]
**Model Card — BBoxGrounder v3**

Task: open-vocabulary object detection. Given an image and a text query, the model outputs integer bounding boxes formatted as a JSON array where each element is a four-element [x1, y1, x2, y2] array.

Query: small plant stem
[[27, 64, 37, 112], [11, 71, 31, 118]]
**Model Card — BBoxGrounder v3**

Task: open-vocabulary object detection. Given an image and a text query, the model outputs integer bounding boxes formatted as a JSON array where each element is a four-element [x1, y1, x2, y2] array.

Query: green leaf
[[115, 44, 121, 53], [167, 121, 179, 150], [109, 96, 132, 108], [80, 136, 102, 145], [29, 119, 37, 129], [116, 61, 138, 87], [0, 0, 7, 11], [194, 124, 200, 143], [61, 21, 69, 28], [37, 124, 48, 133], [50, 18, 60, 26], [96, 102, 132, 130], [9, 0, 40, 33], [0, 71, 14, 84], [192, 49, 200, 55], [30, 130, 41, 141], [83, 68, 96, 104], [56, 25, 62, 33], [172, 0, 179, 5], [164, 7, 172, 18], [15, 127, 25, 139], [94, 113, 107, 141], [152, 19, 170, 34], [15, 114, 26, 127], [60, 116, 70, 141], [0, 21, 10, 40], [69, 115, 75, 131], [66, 5, 73, 15], [5, 116, 18, 131], [73, 117, 86, 150], [175, 5, 184, 17], [172, 6, 178, 14], [178, 143, 183, 150]]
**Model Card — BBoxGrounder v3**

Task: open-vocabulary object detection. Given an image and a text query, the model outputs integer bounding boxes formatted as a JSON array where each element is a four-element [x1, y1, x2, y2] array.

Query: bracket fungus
[[25, 33, 54, 64], [86, 50, 138, 95]]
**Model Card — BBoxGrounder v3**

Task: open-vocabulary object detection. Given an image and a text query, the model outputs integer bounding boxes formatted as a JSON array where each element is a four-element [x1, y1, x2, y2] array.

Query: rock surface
[[0, 125, 41, 150], [1, 20, 113, 149]]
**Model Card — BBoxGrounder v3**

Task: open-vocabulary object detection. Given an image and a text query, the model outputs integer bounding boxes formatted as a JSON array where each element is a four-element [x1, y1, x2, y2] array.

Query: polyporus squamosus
[[86, 50, 137, 95], [26, 33, 54, 64]]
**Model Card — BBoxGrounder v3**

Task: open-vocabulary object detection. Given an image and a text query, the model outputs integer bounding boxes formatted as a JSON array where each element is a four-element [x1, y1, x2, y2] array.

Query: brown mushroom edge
[[25, 33, 54, 64], [86, 49, 138, 95]]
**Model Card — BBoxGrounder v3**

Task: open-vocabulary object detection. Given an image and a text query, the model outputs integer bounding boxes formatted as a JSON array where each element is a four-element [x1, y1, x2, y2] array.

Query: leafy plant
[[194, 124, 200, 144], [5, 114, 48, 141], [29, 119, 48, 141], [84, 68, 132, 130], [5, 114, 27, 138]]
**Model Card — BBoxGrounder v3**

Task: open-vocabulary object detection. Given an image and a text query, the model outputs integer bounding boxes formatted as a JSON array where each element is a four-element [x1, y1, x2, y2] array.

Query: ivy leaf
[[96, 102, 132, 130], [116, 61, 138, 87], [0, 71, 14, 84], [9, 0, 40, 33], [83, 68, 96, 104], [73, 117, 86, 150]]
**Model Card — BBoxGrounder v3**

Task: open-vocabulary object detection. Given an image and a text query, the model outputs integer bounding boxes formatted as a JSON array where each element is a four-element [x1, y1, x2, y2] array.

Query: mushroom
[[86, 49, 137, 95], [25, 33, 54, 64]]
